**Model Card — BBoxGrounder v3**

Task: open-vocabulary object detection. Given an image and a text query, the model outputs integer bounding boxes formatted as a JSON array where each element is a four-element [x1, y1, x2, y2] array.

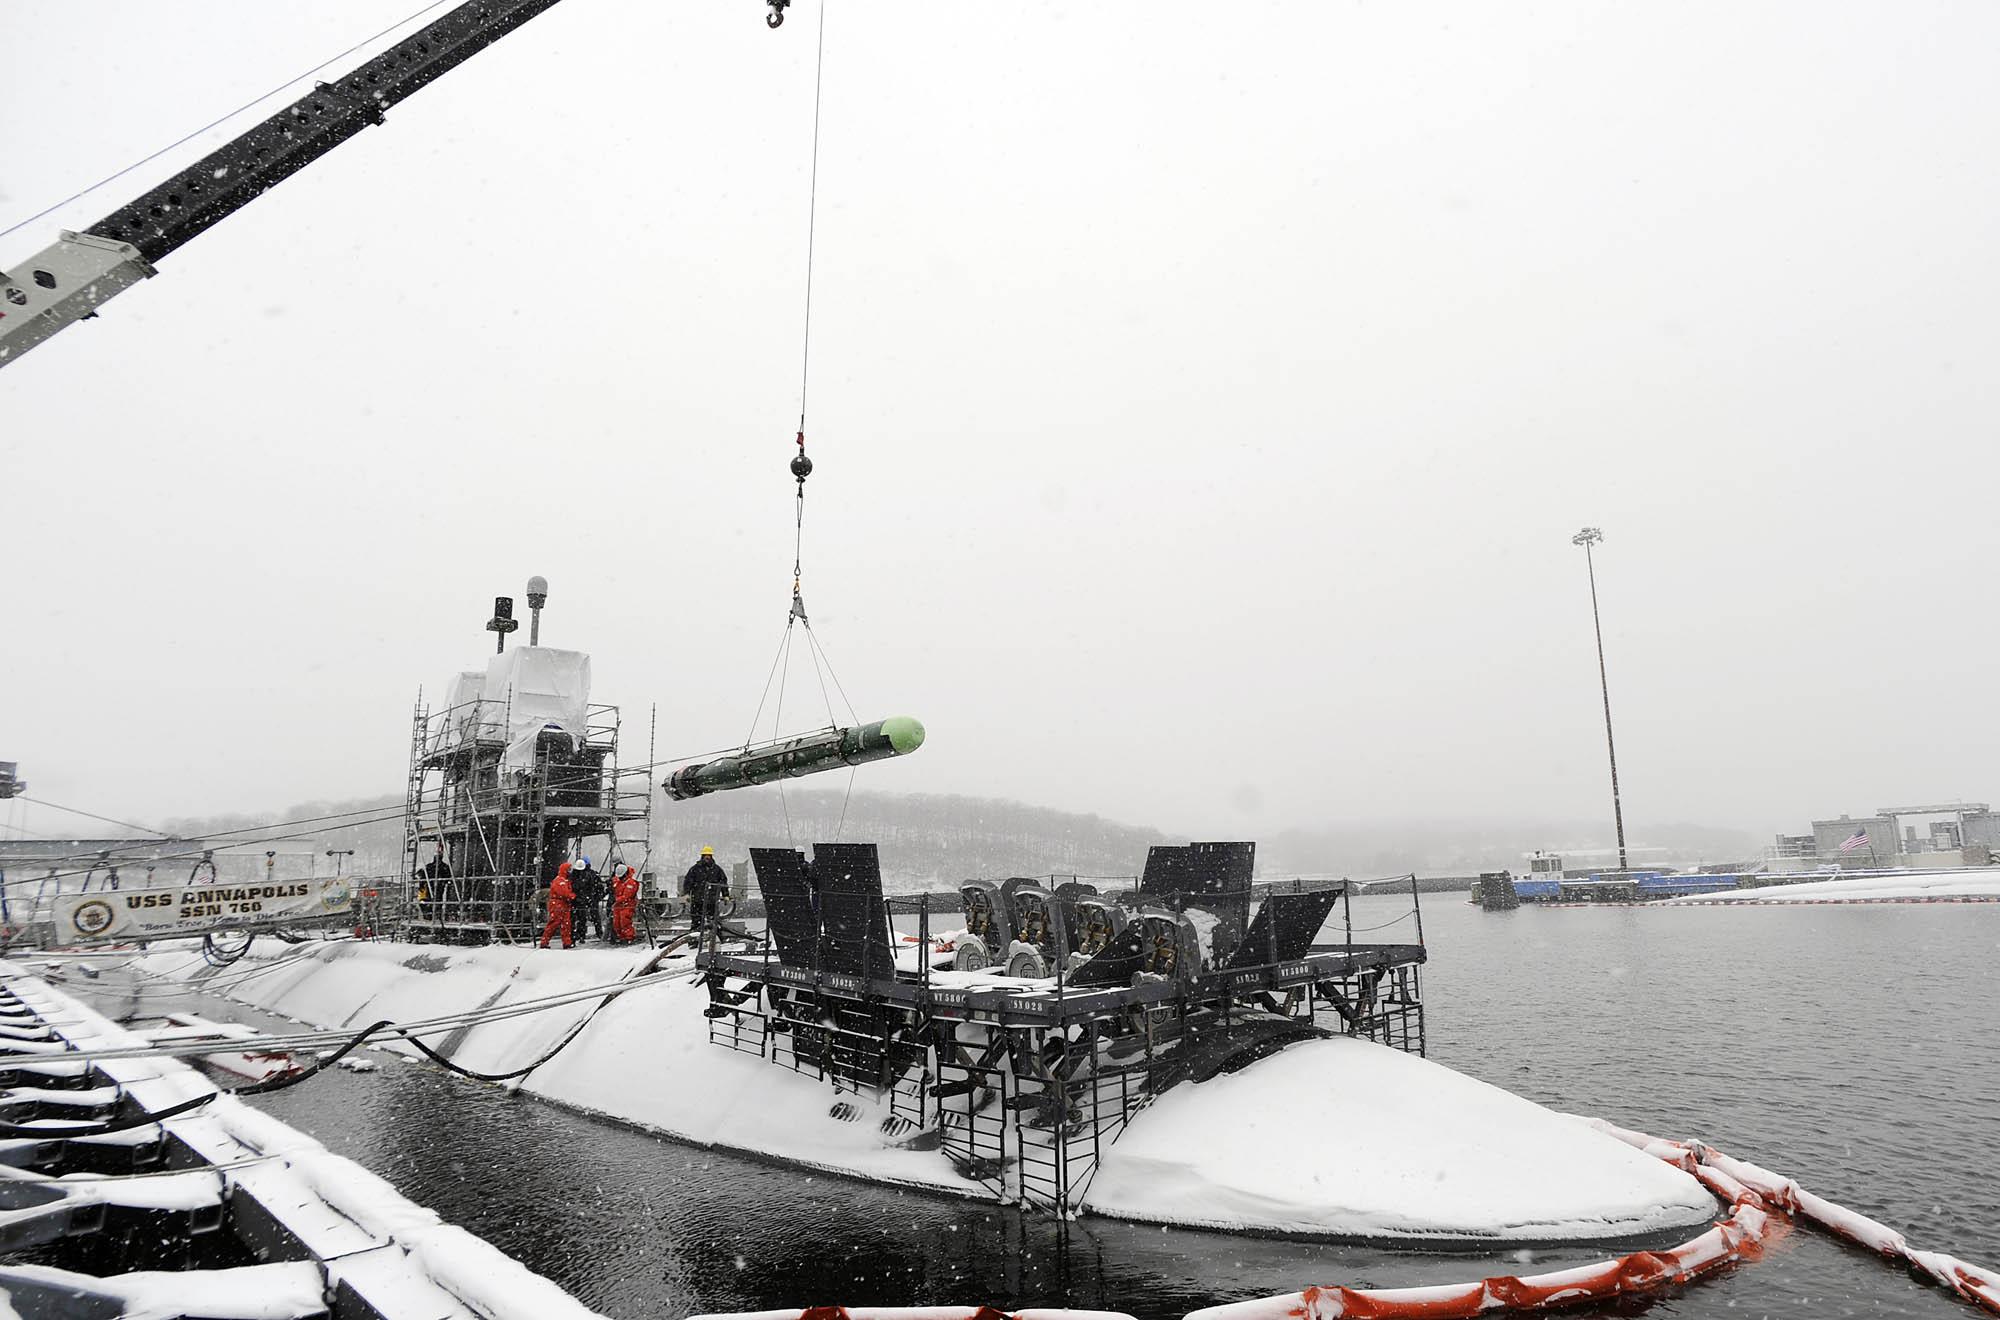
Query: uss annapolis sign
[[54, 878, 353, 943]]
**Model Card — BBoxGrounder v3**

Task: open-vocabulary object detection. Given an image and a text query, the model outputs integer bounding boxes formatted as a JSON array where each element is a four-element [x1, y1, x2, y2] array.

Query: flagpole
[[1572, 527, 1628, 872]]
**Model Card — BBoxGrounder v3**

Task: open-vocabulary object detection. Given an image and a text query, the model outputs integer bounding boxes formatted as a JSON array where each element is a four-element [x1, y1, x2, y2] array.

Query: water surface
[[113, 897, 2000, 1318]]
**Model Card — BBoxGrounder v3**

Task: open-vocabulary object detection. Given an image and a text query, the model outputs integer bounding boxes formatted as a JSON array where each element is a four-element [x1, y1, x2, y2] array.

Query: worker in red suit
[[539, 860, 576, 949], [610, 864, 641, 944]]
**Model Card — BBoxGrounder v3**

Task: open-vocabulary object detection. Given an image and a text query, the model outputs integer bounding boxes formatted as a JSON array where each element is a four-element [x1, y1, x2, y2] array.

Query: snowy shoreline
[[1656, 869, 2000, 905], [102, 939, 1715, 1246]]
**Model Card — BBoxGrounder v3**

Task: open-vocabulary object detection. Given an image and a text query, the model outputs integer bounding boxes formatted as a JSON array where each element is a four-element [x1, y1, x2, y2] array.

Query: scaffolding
[[392, 690, 653, 944]]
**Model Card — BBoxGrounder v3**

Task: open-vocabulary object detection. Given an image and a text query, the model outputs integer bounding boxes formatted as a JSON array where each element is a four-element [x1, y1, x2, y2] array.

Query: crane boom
[[0, 0, 568, 369]]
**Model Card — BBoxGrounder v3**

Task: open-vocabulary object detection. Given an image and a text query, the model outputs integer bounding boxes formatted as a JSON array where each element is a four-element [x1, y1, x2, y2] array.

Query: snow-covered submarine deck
[[102, 937, 1717, 1246]]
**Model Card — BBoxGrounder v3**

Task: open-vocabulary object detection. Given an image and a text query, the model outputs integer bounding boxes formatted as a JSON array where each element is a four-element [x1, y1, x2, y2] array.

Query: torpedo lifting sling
[[784, 0, 828, 636], [662, 1, 925, 824], [750, 0, 846, 743]]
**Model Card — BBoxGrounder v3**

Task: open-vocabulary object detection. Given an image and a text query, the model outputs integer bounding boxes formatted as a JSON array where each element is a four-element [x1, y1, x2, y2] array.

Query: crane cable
[[789, 0, 828, 633], [738, 0, 867, 846]]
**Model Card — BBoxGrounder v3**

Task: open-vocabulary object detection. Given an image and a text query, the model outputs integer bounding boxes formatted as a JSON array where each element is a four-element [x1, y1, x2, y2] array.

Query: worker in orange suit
[[539, 860, 576, 949], [610, 864, 641, 944]]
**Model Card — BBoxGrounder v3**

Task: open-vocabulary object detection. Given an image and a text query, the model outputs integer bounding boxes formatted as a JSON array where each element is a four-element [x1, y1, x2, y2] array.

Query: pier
[[0, 959, 598, 1319]]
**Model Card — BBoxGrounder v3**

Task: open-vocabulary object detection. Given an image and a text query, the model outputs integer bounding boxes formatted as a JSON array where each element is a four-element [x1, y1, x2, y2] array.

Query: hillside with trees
[[157, 790, 1759, 890], [652, 789, 1165, 890], [161, 789, 1166, 890]]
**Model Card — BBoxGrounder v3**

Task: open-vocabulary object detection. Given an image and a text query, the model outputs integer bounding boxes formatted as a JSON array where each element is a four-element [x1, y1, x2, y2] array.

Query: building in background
[[1769, 802, 1999, 871]]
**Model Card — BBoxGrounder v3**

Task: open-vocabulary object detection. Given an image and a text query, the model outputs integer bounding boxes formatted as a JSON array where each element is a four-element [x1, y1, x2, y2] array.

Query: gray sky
[[5, 1, 1998, 847]]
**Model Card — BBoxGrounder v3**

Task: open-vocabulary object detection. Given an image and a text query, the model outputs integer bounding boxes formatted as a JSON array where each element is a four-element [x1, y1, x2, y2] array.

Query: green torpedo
[[663, 717, 926, 801]]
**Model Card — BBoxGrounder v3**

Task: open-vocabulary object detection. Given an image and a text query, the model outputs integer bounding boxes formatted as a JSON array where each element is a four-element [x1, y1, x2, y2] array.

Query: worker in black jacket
[[569, 856, 605, 942], [416, 849, 452, 920], [683, 846, 728, 930]]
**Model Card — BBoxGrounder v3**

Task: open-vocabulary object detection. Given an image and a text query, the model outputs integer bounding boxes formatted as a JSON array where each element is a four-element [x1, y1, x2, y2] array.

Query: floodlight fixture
[[526, 575, 549, 645]]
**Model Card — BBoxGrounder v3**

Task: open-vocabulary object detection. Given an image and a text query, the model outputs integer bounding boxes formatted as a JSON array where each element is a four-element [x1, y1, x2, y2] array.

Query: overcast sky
[[5, 1, 1997, 848]]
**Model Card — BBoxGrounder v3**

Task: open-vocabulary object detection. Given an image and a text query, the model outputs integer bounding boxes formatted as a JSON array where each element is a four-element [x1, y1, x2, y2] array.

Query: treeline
[[652, 789, 1166, 891], [159, 795, 405, 880], [158, 788, 1167, 890], [157, 786, 1760, 891]]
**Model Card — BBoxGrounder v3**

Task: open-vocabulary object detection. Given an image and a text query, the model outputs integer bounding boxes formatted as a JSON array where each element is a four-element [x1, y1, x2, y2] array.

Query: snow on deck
[[113, 941, 1715, 1243], [118, 941, 986, 1198], [1657, 869, 2000, 904], [1087, 1036, 1716, 1241]]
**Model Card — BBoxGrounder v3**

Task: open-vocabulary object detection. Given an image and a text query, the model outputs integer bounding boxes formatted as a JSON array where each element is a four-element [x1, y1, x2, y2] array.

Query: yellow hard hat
[[700, 846, 714, 856]]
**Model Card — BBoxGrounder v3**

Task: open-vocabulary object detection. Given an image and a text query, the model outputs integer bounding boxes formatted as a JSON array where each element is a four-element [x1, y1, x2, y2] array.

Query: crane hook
[[767, 0, 788, 28]]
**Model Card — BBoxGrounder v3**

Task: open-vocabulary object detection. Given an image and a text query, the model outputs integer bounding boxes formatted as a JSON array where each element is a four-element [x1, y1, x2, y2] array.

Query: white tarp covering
[[445, 669, 485, 715], [433, 669, 492, 752], [51, 878, 354, 943], [483, 646, 591, 772]]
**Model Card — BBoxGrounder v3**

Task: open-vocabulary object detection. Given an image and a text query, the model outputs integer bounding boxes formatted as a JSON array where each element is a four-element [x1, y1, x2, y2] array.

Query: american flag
[[1837, 828, 1871, 853]]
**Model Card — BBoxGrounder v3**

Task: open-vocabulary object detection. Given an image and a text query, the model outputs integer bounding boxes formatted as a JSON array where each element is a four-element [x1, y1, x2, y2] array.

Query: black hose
[[0, 1089, 219, 1139], [201, 929, 254, 968], [0, 1013, 390, 1138], [400, 1014, 593, 1082], [5, 937, 693, 1135], [400, 932, 693, 1082], [230, 1017, 391, 1094]]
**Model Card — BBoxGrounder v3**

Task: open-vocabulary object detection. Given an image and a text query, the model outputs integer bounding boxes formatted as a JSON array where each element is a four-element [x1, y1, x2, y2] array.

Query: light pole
[[1571, 527, 1627, 872]]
